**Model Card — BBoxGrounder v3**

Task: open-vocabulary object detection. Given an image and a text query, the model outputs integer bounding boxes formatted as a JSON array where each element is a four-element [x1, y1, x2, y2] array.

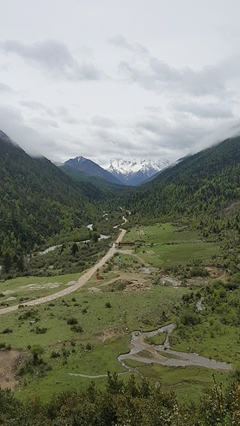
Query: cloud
[[0, 82, 14, 93], [120, 59, 228, 97], [109, 35, 149, 55], [0, 104, 55, 157], [31, 117, 59, 128], [173, 100, 234, 119], [19, 100, 55, 116], [115, 38, 240, 98], [56, 107, 80, 125], [91, 115, 116, 128], [109, 35, 134, 51], [0, 39, 102, 81]]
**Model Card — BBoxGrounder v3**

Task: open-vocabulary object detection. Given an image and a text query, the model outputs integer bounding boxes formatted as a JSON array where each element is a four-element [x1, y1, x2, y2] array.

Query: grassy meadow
[[0, 221, 238, 404], [124, 222, 220, 269]]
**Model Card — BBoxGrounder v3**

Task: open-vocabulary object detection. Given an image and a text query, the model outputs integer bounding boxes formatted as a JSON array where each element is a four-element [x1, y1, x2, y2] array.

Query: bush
[[67, 317, 78, 325], [50, 351, 61, 359], [2, 328, 13, 334], [70, 325, 83, 333], [32, 326, 47, 334], [85, 343, 93, 351]]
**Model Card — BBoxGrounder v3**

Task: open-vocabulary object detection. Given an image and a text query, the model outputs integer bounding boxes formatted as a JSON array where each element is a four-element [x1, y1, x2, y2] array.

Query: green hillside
[[0, 131, 108, 270], [127, 137, 240, 230], [60, 164, 129, 194]]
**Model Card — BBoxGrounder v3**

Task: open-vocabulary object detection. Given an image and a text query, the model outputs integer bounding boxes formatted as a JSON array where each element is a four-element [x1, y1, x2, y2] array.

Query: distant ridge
[[64, 156, 122, 185]]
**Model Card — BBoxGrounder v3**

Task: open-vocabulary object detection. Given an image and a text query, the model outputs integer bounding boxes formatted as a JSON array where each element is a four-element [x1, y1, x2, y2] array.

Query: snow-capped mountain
[[64, 156, 122, 185], [103, 158, 170, 186]]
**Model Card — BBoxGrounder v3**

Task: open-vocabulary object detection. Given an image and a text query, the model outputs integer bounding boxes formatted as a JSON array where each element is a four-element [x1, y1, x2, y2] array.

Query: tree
[[31, 345, 44, 365], [71, 243, 78, 256], [3, 251, 12, 273]]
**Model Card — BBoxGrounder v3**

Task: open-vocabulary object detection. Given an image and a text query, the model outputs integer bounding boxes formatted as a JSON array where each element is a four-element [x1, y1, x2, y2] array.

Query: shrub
[[50, 351, 61, 359], [71, 325, 83, 333], [86, 343, 93, 351], [67, 317, 78, 325], [33, 327, 47, 334], [2, 328, 13, 334]]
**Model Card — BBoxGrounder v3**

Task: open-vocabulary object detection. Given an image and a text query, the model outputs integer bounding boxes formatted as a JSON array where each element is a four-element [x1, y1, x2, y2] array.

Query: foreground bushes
[[1, 373, 240, 425]]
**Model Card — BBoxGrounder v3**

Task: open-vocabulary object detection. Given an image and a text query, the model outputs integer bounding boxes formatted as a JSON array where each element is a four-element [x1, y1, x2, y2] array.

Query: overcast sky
[[0, 0, 240, 165]]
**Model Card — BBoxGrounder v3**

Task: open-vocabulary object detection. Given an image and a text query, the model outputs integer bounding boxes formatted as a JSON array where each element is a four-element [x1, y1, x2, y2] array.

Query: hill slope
[[60, 164, 128, 193], [0, 131, 105, 258], [126, 137, 240, 237]]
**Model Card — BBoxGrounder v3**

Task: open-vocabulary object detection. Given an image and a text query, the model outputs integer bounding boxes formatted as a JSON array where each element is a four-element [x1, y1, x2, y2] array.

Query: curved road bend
[[0, 228, 126, 316]]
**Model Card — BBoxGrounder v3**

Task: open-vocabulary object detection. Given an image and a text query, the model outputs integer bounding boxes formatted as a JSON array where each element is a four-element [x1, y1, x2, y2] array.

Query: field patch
[[124, 223, 220, 269]]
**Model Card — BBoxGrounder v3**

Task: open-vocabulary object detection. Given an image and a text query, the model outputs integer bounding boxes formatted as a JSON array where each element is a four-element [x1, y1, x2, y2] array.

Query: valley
[[1, 132, 240, 423]]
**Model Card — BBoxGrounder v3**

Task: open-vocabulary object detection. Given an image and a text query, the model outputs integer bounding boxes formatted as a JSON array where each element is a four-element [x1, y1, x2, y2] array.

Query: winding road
[[0, 228, 126, 316]]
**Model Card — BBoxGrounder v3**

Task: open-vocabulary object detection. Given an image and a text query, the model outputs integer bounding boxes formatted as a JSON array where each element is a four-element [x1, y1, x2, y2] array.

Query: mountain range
[[104, 158, 170, 185], [62, 156, 170, 186]]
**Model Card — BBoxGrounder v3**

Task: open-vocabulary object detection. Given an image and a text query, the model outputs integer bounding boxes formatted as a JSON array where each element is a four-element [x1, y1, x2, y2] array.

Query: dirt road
[[0, 228, 126, 316]]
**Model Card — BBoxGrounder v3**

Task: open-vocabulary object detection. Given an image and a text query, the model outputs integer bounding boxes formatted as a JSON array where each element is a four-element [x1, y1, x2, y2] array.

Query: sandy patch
[[66, 281, 76, 286], [0, 350, 22, 390], [187, 277, 208, 286], [89, 287, 101, 293], [106, 277, 152, 292], [19, 282, 60, 291], [206, 267, 227, 281], [125, 280, 151, 291], [96, 327, 122, 343], [160, 276, 181, 287], [5, 297, 17, 302], [118, 249, 133, 255], [2, 290, 14, 295]]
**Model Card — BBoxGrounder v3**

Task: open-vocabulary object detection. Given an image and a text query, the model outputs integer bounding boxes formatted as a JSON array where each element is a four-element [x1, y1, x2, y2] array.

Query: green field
[[124, 223, 219, 268], [0, 273, 81, 307], [0, 221, 237, 404]]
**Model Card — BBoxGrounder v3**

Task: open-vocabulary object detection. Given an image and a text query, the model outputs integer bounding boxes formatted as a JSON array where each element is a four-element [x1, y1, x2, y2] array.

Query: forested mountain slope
[[0, 131, 106, 258], [126, 137, 240, 237], [60, 164, 129, 193]]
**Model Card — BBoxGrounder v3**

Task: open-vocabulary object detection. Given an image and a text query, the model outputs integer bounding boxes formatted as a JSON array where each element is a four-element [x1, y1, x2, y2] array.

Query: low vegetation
[[0, 373, 240, 425]]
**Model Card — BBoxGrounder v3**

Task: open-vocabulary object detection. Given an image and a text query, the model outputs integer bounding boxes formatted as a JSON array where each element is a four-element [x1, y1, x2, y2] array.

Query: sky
[[0, 0, 240, 166]]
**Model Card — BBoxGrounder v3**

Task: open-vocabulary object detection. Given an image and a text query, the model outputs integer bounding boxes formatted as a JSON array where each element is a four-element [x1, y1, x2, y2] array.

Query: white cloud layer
[[0, 0, 240, 165]]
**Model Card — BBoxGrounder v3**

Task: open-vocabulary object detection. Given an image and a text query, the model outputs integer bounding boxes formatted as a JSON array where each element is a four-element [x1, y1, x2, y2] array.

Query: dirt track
[[0, 228, 126, 316]]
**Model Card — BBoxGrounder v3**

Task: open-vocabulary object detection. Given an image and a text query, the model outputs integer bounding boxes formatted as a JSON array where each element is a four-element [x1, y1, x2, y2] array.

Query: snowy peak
[[76, 156, 86, 164], [64, 156, 122, 185], [104, 158, 170, 186]]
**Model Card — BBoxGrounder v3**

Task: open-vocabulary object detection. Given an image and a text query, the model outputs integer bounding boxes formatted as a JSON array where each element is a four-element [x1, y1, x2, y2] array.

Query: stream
[[118, 323, 231, 371], [69, 321, 231, 380]]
